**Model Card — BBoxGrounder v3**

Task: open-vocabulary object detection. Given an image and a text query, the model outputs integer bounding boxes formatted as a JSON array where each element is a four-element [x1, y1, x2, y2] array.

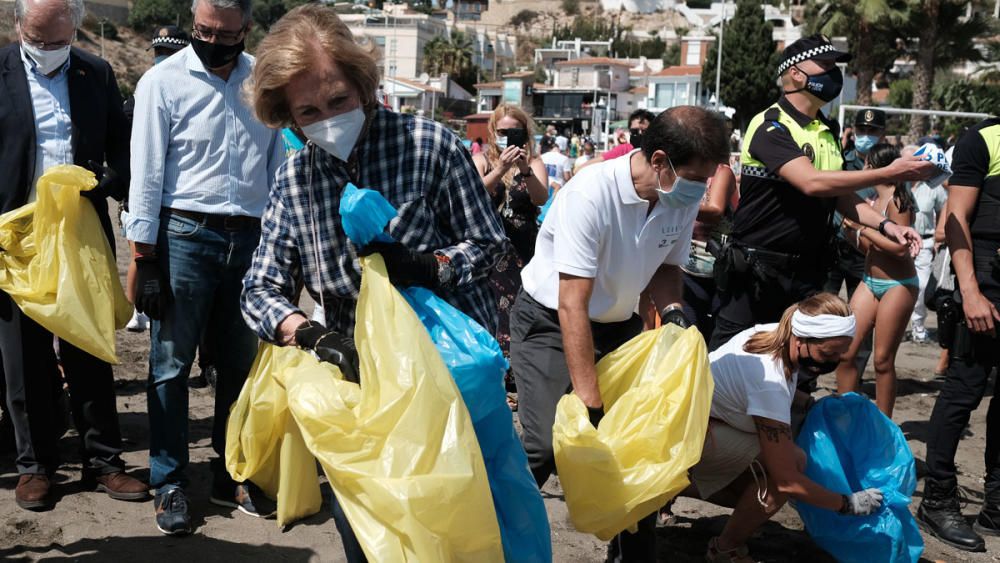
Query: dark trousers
[[824, 241, 872, 376], [824, 239, 865, 299], [510, 290, 654, 561], [0, 292, 124, 475], [925, 320, 1000, 482], [682, 273, 719, 340], [709, 267, 825, 352], [331, 490, 367, 562]]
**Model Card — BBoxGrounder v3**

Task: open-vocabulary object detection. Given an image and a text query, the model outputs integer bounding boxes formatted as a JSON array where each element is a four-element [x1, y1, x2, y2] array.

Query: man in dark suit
[[1, 0, 148, 510]]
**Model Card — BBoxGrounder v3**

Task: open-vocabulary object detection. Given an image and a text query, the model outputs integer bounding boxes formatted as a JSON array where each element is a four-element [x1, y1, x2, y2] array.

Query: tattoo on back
[[755, 419, 793, 443]]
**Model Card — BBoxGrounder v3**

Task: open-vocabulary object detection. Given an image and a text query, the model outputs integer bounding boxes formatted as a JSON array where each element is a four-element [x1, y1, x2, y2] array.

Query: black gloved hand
[[295, 320, 361, 384], [587, 405, 605, 428], [84, 160, 125, 201], [660, 306, 691, 329], [134, 256, 173, 320], [358, 241, 440, 288]]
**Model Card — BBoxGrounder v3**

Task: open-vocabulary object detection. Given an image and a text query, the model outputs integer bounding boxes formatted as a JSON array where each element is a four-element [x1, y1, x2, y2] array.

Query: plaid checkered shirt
[[241, 107, 506, 341]]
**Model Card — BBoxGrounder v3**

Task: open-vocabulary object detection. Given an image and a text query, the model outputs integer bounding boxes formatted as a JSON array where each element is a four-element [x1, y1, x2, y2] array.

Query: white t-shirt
[[555, 135, 569, 153], [521, 150, 698, 323], [541, 151, 571, 185], [708, 324, 798, 433]]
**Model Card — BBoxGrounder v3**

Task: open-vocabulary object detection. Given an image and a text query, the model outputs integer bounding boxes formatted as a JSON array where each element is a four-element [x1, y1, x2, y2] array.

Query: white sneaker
[[126, 310, 149, 332]]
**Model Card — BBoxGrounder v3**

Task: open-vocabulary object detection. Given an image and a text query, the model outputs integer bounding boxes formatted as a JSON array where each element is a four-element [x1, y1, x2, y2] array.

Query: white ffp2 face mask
[[300, 107, 367, 162], [21, 40, 70, 75]]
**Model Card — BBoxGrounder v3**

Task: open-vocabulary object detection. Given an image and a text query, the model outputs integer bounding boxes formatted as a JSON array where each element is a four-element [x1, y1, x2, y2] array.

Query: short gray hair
[[15, 0, 86, 27], [191, 0, 252, 25]]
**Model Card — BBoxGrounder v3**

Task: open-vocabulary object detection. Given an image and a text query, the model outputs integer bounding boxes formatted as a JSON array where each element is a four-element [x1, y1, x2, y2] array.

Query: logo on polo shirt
[[658, 225, 682, 248]]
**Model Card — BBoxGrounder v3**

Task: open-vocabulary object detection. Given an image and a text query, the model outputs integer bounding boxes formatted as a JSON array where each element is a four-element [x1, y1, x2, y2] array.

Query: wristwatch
[[434, 253, 453, 287], [877, 218, 896, 236]]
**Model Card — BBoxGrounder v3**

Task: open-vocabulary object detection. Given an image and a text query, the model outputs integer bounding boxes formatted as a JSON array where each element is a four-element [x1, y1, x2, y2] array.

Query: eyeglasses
[[192, 24, 246, 43], [496, 128, 525, 136], [21, 32, 75, 50]]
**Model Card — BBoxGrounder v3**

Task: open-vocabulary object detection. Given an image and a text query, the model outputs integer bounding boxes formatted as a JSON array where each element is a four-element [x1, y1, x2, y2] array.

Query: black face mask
[[797, 342, 839, 375], [785, 65, 844, 103], [629, 128, 645, 149], [190, 36, 245, 70]]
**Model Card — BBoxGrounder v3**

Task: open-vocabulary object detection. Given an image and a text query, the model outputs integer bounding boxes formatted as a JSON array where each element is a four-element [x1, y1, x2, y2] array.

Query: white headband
[[791, 310, 856, 339]]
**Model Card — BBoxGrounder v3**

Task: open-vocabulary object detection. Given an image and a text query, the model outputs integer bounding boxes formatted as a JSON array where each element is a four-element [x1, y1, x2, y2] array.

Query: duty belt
[[736, 243, 803, 269]]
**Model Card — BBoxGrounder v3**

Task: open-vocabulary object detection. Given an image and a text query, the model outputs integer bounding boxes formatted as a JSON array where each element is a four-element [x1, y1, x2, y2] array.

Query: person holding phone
[[473, 104, 547, 406]]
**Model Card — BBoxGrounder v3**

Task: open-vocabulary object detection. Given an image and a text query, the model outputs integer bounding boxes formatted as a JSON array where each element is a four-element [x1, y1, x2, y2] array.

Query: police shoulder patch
[[802, 143, 815, 162]]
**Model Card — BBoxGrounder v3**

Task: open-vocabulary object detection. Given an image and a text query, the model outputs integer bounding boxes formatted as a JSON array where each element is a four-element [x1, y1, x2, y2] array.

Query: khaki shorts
[[689, 420, 761, 500]]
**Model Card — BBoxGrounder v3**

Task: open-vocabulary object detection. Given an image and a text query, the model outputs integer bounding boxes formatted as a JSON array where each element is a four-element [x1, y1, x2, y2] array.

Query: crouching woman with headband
[[682, 292, 884, 563]]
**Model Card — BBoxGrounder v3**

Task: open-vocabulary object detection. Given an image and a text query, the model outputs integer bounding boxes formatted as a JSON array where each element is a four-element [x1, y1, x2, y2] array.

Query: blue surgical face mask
[[495, 136, 508, 150], [854, 134, 880, 155], [656, 156, 707, 208], [154, 54, 169, 65]]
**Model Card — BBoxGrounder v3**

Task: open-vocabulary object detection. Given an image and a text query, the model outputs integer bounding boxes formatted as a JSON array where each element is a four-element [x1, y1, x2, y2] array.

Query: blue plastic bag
[[340, 183, 552, 563], [794, 393, 923, 563]]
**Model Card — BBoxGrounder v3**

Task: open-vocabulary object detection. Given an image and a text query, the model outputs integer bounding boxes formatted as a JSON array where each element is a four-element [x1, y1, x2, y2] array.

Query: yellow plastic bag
[[228, 254, 503, 560], [225, 344, 322, 527], [552, 325, 714, 540], [0, 165, 131, 363]]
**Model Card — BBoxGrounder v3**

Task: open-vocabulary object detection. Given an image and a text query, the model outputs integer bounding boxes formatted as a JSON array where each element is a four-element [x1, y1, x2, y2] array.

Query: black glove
[[358, 241, 441, 288], [659, 306, 691, 329], [134, 256, 173, 320], [84, 160, 125, 201], [295, 320, 360, 384], [587, 405, 605, 428]]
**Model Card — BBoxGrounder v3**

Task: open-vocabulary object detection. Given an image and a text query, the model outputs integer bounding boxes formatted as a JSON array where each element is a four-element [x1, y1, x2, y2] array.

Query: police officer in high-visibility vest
[[917, 116, 1000, 552], [709, 35, 936, 351]]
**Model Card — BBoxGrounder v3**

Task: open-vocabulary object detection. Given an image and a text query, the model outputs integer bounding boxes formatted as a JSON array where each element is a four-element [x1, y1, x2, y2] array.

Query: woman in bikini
[[836, 143, 918, 418]]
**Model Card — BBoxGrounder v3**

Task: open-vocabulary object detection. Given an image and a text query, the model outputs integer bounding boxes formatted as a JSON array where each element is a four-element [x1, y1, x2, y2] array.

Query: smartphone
[[505, 128, 527, 149]]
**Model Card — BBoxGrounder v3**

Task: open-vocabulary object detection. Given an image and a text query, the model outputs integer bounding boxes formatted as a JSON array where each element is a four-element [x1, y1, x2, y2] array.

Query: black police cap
[[853, 108, 887, 129], [776, 34, 852, 77], [149, 25, 190, 51]]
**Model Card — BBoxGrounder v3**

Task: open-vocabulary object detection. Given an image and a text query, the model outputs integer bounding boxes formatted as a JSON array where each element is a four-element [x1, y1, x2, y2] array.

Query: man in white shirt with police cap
[[510, 105, 730, 561]]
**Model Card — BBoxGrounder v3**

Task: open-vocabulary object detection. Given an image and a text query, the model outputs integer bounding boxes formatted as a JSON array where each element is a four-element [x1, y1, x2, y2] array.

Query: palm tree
[[905, 0, 991, 136], [422, 36, 449, 76], [808, 0, 907, 106]]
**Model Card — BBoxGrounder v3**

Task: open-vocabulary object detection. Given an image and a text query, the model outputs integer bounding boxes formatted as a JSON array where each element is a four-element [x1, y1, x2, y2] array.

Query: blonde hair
[[485, 103, 536, 187], [743, 292, 852, 377], [247, 4, 380, 129]]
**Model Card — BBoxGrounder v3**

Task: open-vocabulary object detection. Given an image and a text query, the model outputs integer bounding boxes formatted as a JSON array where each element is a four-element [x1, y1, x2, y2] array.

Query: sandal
[[705, 536, 755, 563]]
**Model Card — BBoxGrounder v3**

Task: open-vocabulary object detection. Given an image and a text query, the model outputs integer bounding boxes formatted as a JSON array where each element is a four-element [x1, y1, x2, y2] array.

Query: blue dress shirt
[[123, 46, 283, 245], [20, 46, 73, 203]]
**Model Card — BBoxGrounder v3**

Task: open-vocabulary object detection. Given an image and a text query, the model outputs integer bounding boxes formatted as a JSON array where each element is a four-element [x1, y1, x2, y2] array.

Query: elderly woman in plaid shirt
[[239, 6, 506, 560]]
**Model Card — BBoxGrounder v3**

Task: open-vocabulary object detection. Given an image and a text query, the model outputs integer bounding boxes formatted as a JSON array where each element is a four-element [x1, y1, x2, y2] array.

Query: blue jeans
[[147, 213, 261, 492]]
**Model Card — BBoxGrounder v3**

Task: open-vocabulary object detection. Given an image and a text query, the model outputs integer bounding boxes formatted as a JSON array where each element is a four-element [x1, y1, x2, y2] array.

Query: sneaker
[[126, 311, 149, 332], [210, 482, 276, 518], [154, 488, 192, 536]]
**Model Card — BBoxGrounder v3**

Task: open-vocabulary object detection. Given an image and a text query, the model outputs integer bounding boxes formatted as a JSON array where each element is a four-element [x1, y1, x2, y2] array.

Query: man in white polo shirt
[[511, 106, 730, 561]]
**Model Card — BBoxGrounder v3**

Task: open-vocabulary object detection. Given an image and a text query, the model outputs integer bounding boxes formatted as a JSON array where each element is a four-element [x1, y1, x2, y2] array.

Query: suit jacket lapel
[[1, 47, 36, 203], [68, 52, 86, 161]]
